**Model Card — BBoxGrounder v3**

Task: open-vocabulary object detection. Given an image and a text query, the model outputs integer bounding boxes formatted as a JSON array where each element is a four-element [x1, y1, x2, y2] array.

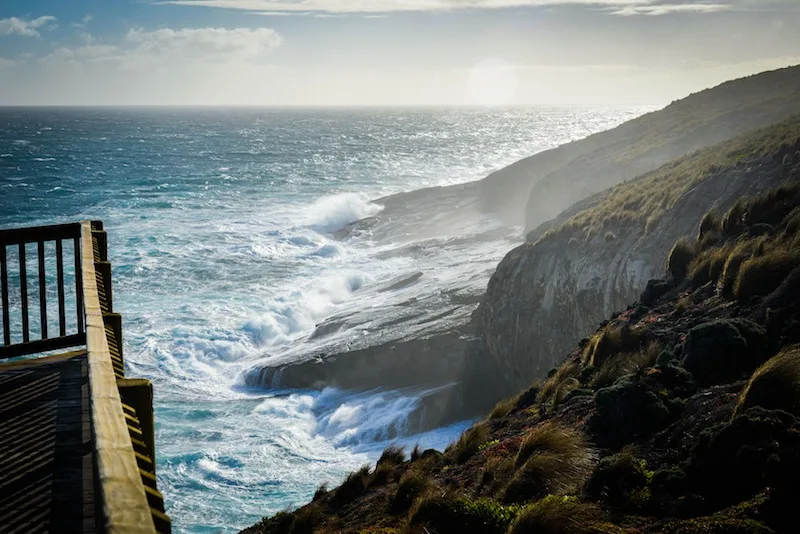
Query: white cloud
[[72, 14, 94, 28], [155, 0, 800, 15], [0, 57, 16, 68], [0, 16, 57, 37], [610, 3, 729, 15]]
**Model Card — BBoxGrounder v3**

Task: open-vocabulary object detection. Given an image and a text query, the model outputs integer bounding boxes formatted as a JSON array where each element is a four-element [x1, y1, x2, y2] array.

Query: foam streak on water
[[0, 106, 651, 533]]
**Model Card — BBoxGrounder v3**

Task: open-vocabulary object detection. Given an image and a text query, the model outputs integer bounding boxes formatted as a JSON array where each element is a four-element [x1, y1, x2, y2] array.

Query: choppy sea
[[0, 106, 649, 532]]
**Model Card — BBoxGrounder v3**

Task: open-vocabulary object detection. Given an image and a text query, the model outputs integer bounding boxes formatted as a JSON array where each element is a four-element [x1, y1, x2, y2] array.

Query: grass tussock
[[735, 347, 800, 418], [503, 423, 594, 503], [734, 250, 800, 300], [330, 465, 371, 508], [538, 361, 582, 407], [582, 325, 647, 369], [591, 342, 661, 389], [667, 238, 696, 281], [507, 496, 602, 534], [377, 445, 406, 467], [480, 455, 516, 496], [489, 394, 519, 420], [391, 470, 431, 513], [448, 423, 491, 464]]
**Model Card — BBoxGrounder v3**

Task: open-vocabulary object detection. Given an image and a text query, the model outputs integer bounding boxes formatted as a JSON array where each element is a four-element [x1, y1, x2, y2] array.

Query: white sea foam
[[303, 192, 383, 233]]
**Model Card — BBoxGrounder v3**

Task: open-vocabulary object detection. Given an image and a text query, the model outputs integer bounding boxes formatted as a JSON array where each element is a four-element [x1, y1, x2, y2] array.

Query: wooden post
[[118, 378, 156, 475], [95, 261, 113, 314], [93, 230, 108, 262]]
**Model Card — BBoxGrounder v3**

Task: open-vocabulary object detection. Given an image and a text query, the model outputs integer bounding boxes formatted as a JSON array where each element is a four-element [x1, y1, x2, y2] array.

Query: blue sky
[[1, 0, 799, 105]]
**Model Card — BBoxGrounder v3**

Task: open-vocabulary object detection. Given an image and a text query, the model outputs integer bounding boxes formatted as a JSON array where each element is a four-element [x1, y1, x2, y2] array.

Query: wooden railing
[[0, 222, 85, 358], [0, 221, 170, 533]]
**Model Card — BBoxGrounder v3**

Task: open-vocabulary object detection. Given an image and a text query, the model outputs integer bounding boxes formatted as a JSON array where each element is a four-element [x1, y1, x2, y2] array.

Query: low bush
[[409, 493, 519, 534], [681, 318, 767, 386], [585, 450, 651, 509], [591, 376, 671, 447], [688, 407, 800, 511], [448, 423, 491, 464], [507, 496, 601, 534], [734, 347, 800, 417], [667, 238, 696, 280], [734, 250, 799, 300]]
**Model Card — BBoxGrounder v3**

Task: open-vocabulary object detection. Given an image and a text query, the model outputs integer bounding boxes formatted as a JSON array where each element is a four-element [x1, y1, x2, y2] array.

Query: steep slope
[[476, 117, 800, 394], [243, 181, 800, 534]]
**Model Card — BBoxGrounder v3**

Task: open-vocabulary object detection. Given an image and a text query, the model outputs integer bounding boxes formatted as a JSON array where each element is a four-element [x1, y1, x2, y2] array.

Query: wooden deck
[[0, 351, 95, 533], [0, 221, 170, 534]]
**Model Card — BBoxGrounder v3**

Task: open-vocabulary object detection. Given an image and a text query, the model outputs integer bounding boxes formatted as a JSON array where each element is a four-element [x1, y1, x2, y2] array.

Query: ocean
[[0, 106, 649, 533]]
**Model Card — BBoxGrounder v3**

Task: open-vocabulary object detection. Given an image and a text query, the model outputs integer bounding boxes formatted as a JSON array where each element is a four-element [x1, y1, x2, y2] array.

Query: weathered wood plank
[[37, 241, 47, 340], [1, 244, 9, 346], [81, 221, 156, 534], [0, 223, 81, 247]]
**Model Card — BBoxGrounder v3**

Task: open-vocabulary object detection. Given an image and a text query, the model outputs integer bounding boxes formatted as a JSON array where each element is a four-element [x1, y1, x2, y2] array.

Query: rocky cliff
[[476, 117, 800, 394]]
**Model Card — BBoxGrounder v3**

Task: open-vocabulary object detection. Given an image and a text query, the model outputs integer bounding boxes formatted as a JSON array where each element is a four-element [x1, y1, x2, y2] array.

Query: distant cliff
[[476, 117, 800, 394], [477, 65, 800, 232]]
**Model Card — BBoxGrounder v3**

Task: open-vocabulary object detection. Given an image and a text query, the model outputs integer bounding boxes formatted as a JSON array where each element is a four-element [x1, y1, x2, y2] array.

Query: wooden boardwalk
[[0, 222, 170, 534], [0, 351, 95, 533]]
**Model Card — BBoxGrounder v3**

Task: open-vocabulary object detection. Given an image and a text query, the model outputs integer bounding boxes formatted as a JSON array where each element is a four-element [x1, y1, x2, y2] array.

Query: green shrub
[[503, 423, 593, 503], [391, 470, 430, 513], [734, 250, 799, 300], [507, 495, 601, 534], [681, 318, 767, 386], [330, 465, 371, 508], [448, 423, 491, 464], [585, 450, 651, 509], [734, 347, 800, 418], [667, 238, 696, 280], [377, 444, 405, 466], [409, 494, 519, 534]]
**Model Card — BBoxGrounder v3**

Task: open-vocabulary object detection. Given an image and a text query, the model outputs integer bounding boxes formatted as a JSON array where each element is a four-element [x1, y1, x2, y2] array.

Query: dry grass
[[667, 238, 696, 281], [591, 342, 661, 389], [480, 455, 516, 496], [538, 360, 582, 407], [489, 394, 519, 420], [391, 470, 431, 513], [734, 250, 800, 300], [503, 422, 594, 503], [377, 445, 406, 467], [330, 465, 371, 508], [734, 347, 800, 418], [448, 423, 491, 464], [536, 116, 800, 244]]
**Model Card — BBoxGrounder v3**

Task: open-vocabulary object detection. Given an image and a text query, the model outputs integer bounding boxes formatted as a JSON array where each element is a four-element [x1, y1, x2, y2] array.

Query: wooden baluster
[[1, 244, 9, 345], [74, 237, 84, 335], [38, 240, 47, 339], [20, 243, 29, 343], [56, 240, 66, 337]]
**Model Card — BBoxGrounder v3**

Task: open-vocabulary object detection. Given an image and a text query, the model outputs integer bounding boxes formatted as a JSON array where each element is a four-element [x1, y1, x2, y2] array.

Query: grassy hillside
[[476, 65, 800, 230], [243, 180, 800, 533]]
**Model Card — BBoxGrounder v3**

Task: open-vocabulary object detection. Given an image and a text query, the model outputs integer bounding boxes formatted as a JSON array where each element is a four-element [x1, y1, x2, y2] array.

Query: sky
[[0, 0, 799, 106]]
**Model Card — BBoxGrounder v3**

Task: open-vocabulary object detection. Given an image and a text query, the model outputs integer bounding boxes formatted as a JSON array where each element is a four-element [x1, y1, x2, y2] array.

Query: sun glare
[[466, 59, 519, 107]]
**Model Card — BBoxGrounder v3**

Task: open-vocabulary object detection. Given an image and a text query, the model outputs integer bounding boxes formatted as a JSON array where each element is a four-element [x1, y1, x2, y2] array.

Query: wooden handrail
[[0, 222, 85, 358], [81, 221, 157, 534]]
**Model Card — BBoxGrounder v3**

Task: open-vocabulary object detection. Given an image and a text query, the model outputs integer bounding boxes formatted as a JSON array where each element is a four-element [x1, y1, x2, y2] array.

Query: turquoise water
[[0, 106, 648, 532]]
